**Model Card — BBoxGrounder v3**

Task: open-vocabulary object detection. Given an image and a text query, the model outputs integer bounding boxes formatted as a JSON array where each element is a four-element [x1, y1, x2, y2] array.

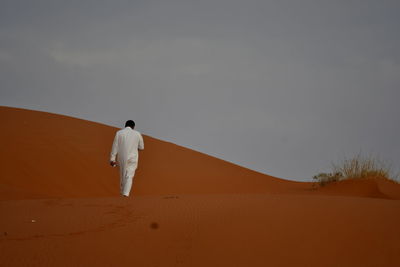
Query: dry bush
[[313, 154, 398, 187], [312, 172, 343, 187]]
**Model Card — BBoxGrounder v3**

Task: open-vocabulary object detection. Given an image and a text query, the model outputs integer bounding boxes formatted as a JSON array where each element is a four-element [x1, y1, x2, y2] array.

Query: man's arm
[[110, 132, 119, 166], [138, 133, 144, 151]]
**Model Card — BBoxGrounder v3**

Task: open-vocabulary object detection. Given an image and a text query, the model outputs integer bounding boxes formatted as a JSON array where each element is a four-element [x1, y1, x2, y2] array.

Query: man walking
[[110, 120, 144, 197]]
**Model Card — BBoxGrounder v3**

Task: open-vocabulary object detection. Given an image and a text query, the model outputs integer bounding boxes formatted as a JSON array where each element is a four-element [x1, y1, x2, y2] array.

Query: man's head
[[125, 120, 135, 129]]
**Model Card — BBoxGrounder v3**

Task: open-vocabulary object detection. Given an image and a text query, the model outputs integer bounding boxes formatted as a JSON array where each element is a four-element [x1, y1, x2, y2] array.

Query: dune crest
[[2, 106, 400, 200], [0, 106, 310, 200]]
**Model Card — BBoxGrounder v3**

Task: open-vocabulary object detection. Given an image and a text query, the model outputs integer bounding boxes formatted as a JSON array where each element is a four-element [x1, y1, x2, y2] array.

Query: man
[[110, 120, 144, 197]]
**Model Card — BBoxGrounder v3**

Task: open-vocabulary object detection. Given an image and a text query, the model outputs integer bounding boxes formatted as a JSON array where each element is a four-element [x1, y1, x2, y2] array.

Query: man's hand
[[110, 161, 117, 167]]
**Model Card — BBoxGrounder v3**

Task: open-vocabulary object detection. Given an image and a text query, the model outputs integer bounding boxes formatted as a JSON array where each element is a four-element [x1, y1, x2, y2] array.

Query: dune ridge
[[0, 106, 310, 200]]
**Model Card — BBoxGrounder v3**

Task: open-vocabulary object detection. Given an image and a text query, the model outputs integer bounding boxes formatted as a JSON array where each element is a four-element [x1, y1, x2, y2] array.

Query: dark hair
[[125, 120, 135, 129]]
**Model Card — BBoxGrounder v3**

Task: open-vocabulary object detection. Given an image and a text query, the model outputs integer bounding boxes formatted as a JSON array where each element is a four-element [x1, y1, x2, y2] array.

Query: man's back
[[110, 127, 144, 164]]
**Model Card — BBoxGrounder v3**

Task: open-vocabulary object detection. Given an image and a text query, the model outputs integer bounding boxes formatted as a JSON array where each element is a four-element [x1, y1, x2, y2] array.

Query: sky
[[1, 0, 400, 181]]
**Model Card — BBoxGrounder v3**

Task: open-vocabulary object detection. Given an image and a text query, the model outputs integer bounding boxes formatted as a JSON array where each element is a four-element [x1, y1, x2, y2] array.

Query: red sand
[[1, 106, 400, 266]]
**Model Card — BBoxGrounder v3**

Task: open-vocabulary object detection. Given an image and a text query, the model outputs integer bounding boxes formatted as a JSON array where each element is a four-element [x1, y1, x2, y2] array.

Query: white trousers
[[119, 161, 137, 196]]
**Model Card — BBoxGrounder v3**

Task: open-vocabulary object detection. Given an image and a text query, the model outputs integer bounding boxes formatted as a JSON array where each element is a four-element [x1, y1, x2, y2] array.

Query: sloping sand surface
[[1, 106, 400, 266], [0, 106, 308, 200]]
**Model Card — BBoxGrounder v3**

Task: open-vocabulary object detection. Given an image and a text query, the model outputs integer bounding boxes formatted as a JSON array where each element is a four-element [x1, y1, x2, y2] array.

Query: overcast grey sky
[[1, 0, 399, 181]]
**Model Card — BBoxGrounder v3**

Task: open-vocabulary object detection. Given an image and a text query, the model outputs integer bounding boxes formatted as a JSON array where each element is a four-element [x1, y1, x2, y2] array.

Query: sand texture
[[1, 106, 400, 266]]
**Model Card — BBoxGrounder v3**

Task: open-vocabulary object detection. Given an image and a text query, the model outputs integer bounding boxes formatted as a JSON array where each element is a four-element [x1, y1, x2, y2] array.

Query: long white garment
[[110, 127, 144, 196]]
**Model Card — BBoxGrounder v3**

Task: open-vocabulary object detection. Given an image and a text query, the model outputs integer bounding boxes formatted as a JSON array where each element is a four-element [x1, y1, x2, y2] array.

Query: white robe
[[110, 127, 144, 196]]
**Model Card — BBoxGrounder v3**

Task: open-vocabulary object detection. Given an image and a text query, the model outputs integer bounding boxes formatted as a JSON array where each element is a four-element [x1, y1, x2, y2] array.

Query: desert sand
[[1, 106, 400, 266]]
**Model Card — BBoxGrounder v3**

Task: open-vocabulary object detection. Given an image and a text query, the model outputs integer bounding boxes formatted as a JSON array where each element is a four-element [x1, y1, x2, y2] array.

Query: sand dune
[[0, 106, 309, 200], [1, 106, 400, 267]]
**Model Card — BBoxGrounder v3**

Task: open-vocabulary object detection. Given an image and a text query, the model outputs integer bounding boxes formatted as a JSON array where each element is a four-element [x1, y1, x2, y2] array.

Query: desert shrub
[[313, 172, 343, 187], [332, 154, 392, 180], [313, 154, 398, 187]]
